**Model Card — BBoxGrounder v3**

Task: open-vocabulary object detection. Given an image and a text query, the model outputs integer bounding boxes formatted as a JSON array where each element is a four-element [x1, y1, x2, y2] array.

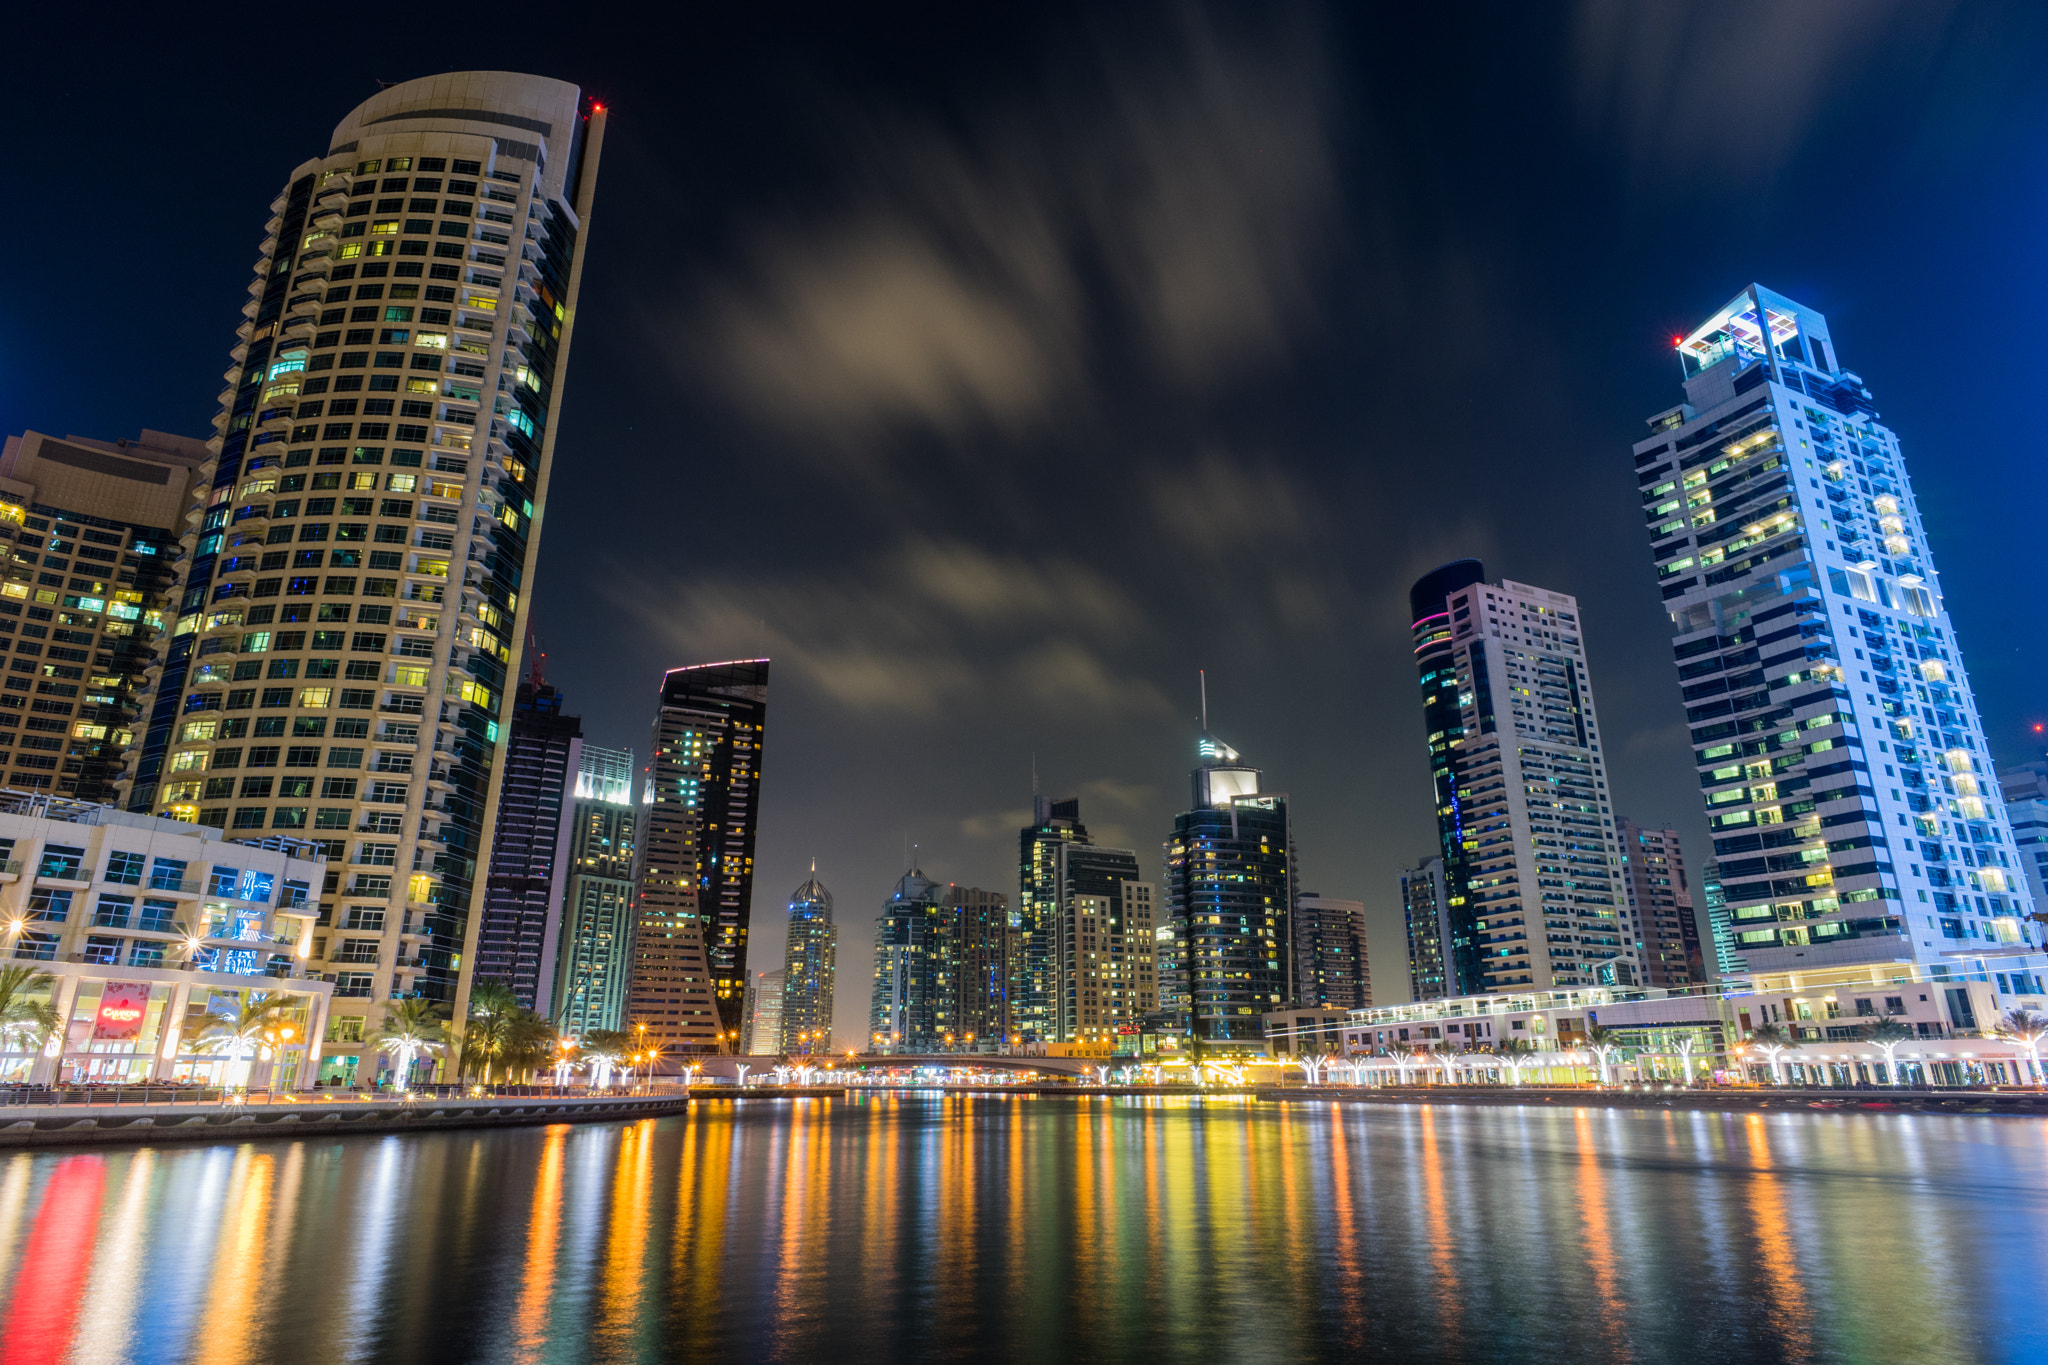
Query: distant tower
[[946, 884, 1014, 1050], [1616, 817, 1704, 987], [1292, 894, 1371, 1011], [747, 969, 785, 1055], [625, 658, 769, 1055], [475, 679, 581, 1012], [870, 866, 948, 1052], [553, 743, 636, 1035], [1401, 857, 1450, 1001], [1016, 794, 1089, 1042], [780, 867, 836, 1054], [1161, 714, 1292, 1050]]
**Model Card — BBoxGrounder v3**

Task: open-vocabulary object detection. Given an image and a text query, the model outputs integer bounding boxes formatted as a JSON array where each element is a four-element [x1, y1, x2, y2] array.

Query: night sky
[[7, 4, 2048, 1036]]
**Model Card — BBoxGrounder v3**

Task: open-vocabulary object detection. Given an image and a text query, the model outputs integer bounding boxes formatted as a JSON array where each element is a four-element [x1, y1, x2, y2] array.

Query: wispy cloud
[[683, 6, 1339, 464], [1572, 0, 1963, 184]]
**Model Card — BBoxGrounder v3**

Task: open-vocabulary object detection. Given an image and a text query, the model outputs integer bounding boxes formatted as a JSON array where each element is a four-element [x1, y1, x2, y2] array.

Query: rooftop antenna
[[1031, 752, 1039, 799], [1200, 669, 1208, 732], [527, 618, 545, 689]]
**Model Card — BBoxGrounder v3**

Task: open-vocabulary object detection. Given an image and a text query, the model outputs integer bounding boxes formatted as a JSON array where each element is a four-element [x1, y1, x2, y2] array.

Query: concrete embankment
[[0, 1092, 708, 1148], [1255, 1085, 2048, 1117]]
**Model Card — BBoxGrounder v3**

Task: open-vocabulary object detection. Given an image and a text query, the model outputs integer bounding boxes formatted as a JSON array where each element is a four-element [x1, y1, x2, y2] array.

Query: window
[[148, 857, 189, 891], [273, 808, 308, 829], [321, 777, 359, 799], [139, 899, 178, 932], [37, 843, 83, 879], [12, 931, 57, 961], [92, 894, 133, 928]]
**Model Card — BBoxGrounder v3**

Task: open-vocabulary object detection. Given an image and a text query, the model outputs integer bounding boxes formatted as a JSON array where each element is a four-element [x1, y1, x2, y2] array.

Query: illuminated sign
[[94, 982, 152, 1042]]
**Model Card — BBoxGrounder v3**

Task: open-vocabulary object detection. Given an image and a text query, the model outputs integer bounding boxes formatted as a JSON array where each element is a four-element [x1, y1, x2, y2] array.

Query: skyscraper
[[1016, 794, 1089, 1042], [1161, 729, 1292, 1050], [1408, 564, 1632, 994], [870, 865, 949, 1052], [1638, 285, 2039, 968], [1050, 844, 1156, 1046], [1616, 818, 1703, 987], [946, 883, 1013, 1049], [474, 678, 580, 1011], [746, 968, 785, 1055], [553, 743, 636, 1037], [1292, 894, 1371, 1011], [626, 658, 769, 1054], [780, 868, 836, 1053], [0, 429, 210, 803], [127, 74, 604, 1061], [1400, 856, 1451, 1001]]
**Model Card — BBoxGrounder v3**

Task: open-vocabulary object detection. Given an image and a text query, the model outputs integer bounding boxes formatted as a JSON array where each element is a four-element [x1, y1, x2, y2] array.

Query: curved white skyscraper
[[126, 74, 605, 1081], [1636, 285, 2039, 978]]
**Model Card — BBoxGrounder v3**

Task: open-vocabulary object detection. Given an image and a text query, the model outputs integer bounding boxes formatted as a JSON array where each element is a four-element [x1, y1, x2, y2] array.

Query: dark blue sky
[[6, 3, 2046, 1023]]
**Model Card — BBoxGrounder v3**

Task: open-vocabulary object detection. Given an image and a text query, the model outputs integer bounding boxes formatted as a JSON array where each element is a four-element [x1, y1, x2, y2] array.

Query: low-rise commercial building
[[0, 793, 331, 1087]]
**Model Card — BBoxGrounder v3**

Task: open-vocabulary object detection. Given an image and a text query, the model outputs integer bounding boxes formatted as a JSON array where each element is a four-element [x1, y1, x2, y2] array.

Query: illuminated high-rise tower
[[1160, 726, 1292, 1051], [125, 73, 604, 1067], [1638, 285, 2040, 968], [625, 659, 769, 1054], [1409, 564, 1633, 994], [553, 742, 636, 1036], [779, 868, 836, 1053]]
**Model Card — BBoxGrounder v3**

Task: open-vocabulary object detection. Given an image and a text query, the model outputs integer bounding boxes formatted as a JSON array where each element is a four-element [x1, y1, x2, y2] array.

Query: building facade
[[474, 679, 579, 1011], [870, 866, 949, 1052], [1161, 731, 1292, 1051], [625, 659, 768, 1054], [1401, 856, 1451, 1001], [1051, 846, 1156, 1048], [0, 430, 211, 804], [0, 795, 331, 1088], [123, 73, 605, 1067], [1998, 761, 2048, 916], [1701, 858, 1742, 979], [1016, 795, 1089, 1043], [552, 742, 635, 1037], [745, 968, 785, 1055], [1292, 894, 1371, 1011], [1408, 563, 1633, 994], [1616, 818, 1704, 987], [1636, 285, 2040, 972], [945, 883, 1011, 1049], [780, 869, 836, 1054]]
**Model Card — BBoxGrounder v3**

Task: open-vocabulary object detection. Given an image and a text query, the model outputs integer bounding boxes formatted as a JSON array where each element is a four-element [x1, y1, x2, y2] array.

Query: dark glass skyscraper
[[1292, 894, 1371, 1011], [946, 883, 1012, 1049], [1401, 856, 1450, 1001], [474, 679, 579, 1012], [626, 658, 768, 1053], [553, 742, 635, 1036], [1161, 731, 1292, 1050], [870, 866, 949, 1052], [1017, 795, 1088, 1042]]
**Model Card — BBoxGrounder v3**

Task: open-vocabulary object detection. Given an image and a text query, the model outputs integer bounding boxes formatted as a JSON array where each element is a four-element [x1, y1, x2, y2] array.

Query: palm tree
[[1861, 1015, 1916, 1087], [0, 964, 57, 1063], [1496, 1037, 1536, 1086], [1585, 1025, 1624, 1086], [1672, 1033, 1700, 1087], [580, 1029, 629, 1089], [197, 991, 297, 1090], [501, 1009, 557, 1083], [460, 978, 520, 1084], [373, 998, 448, 1089], [1746, 1022, 1799, 1086], [1994, 1008, 2048, 1086]]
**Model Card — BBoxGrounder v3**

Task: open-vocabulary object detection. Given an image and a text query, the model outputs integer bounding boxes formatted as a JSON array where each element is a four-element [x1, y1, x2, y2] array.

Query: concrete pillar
[[300, 987, 330, 1092], [152, 982, 193, 1082], [33, 971, 82, 1087]]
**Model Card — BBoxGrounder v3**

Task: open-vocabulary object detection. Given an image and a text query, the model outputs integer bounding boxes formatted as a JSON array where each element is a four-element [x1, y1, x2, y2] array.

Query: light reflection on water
[[0, 1095, 2042, 1364]]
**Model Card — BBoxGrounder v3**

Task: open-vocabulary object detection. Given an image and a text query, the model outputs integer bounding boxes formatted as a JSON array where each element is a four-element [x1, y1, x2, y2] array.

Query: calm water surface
[[0, 1094, 2043, 1364]]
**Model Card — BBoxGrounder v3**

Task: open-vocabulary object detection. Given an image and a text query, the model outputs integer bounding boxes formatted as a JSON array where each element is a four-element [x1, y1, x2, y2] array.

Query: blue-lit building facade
[[779, 869, 836, 1053], [1636, 285, 2041, 977]]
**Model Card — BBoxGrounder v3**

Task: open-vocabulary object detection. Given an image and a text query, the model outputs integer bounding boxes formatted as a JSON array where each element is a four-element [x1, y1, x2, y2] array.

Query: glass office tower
[[552, 743, 635, 1037], [779, 869, 836, 1053], [625, 659, 768, 1053], [129, 74, 604, 1065], [1636, 285, 2039, 971]]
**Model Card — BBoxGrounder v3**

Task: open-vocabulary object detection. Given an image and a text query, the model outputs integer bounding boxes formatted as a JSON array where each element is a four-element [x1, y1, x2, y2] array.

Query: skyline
[[8, 6, 2048, 1049]]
